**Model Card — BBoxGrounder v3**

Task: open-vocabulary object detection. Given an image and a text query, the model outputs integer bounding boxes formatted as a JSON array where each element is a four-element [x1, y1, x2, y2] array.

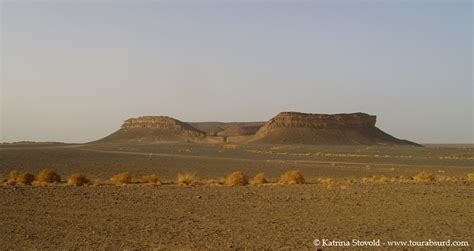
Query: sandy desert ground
[[1, 143, 473, 249]]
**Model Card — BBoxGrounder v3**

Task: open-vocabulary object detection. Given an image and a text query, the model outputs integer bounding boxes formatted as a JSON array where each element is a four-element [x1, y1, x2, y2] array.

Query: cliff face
[[257, 112, 376, 133]]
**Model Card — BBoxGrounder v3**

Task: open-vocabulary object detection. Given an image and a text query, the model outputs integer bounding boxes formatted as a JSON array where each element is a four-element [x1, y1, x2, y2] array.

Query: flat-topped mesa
[[96, 112, 418, 145], [259, 112, 376, 131], [121, 116, 205, 138], [251, 111, 419, 145]]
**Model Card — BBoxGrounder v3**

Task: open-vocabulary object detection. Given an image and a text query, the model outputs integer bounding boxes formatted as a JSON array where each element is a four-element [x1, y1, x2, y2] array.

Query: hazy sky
[[1, 1, 472, 143]]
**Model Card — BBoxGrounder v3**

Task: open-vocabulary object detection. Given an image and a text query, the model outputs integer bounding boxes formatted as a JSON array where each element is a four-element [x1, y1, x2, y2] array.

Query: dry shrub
[[319, 177, 335, 185], [7, 170, 35, 185], [177, 173, 195, 186], [225, 171, 248, 186], [142, 174, 160, 184], [17, 173, 35, 185], [67, 173, 91, 186], [468, 173, 474, 182], [319, 177, 335, 189], [413, 171, 435, 182], [7, 170, 20, 185], [9, 170, 20, 180], [111, 172, 132, 185], [279, 170, 305, 184], [251, 172, 268, 184], [37, 169, 61, 183]]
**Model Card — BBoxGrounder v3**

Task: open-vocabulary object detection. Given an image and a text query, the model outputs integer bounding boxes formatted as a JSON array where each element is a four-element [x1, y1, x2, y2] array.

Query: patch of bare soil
[[0, 183, 472, 249]]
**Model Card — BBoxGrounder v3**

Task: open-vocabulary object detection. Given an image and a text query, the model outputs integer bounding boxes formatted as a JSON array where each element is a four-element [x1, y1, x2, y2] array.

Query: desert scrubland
[[0, 142, 473, 249]]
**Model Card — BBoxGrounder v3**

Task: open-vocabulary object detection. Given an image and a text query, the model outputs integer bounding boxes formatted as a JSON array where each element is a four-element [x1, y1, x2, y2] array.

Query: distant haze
[[1, 1, 472, 144]]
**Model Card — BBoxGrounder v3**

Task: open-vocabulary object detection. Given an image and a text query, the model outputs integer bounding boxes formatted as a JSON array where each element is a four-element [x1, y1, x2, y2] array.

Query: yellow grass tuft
[[279, 170, 305, 184], [319, 177, 335, 185], [7, 170, 20, 185], [177, 173, 195, 186], [9, 170, 20, 180], [413, 171, 435, 182], [7, 170, 35, 185], [142, 174, 160, 184], [251, 172, 268, 184], [225, 171, 248, 186], [37, 169, 61, 183], [67, 173, 91, 186], [319, 177, 335, 189], [467, 173, 474, 182], [110, 172, 132, 185]]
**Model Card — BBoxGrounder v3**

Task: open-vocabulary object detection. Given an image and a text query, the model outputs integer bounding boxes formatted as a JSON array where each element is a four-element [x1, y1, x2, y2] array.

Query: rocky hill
[[250, 112, 418, 145], [95, 112, 418, 145], [96, 116, 206, 143]]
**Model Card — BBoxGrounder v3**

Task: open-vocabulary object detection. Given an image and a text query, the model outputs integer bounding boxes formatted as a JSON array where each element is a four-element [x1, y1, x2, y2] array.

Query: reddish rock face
[[121, 116, 205, 138], [257, 112, 376, 132]]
